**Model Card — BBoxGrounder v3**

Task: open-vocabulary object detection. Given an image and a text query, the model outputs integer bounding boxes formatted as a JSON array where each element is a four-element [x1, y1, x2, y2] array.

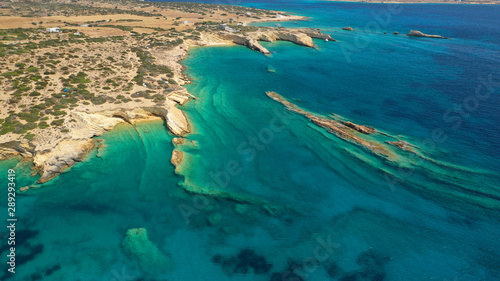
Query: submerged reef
[[266, 91, 500, 213], [212, 248, 273, 275], [270, 260, 307, 281], [267, 249, 390, 281], [122, 228, 171, 275], [181, 180, 293, 217], [1, 228, 44, 281], [338, 249, 391, 281], [27, 264, 61, 281]]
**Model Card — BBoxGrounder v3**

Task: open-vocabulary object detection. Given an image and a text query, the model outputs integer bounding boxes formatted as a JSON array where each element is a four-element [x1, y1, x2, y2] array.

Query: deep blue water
[[1, 1, 499, 281]]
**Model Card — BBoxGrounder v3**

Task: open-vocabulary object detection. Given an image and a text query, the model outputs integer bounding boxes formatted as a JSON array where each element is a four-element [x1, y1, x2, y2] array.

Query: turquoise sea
[[1, 1, 500, 280]]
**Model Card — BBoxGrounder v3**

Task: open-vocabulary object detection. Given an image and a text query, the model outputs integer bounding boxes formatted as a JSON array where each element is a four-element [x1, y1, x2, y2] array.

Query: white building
[[181, 21, 189, 24], [46, 27, 60, 33]]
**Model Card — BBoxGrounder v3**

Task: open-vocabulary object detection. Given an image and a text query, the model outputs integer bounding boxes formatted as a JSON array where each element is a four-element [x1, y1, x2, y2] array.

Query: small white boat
[[275, 24, 281, 27], [325, 39, 328, 42]]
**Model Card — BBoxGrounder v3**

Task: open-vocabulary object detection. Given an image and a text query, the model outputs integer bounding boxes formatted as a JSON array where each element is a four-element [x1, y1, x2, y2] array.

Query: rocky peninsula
[[195, 27, 335, 55]]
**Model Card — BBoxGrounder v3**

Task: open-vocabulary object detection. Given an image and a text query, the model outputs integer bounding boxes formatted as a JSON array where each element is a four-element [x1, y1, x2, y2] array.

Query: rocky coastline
[[1, 25, 335, 190], [198, 27, 335, 55], [10, 102, 191, 186], [5, 21, 455, 191]]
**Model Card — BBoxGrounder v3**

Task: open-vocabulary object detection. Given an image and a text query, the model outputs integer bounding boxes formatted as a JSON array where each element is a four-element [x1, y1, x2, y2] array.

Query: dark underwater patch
[[212, 248, 272, 275], [338, 249, 391, 281], [270, 260, 307, 281]]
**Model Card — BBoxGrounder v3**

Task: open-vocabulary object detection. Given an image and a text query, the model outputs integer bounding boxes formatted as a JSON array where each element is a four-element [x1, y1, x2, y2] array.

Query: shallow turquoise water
[[1, 2, 500, 281]]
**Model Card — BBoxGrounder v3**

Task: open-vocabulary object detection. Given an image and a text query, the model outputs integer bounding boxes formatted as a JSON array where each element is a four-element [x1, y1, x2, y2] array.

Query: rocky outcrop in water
[[342, 27, 354, 31], [171, 149, 184, 172], [386, 140, 416, 153], [340, 121, 376, 134], [266, 91, 500, 214], [266, 91, 396, 159], [309, 117, 395, 159], [172, 137, 185, 145], [407, 30, 449, 39]]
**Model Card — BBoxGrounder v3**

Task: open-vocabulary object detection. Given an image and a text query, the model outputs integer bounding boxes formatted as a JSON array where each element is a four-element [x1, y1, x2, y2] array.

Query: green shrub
[[25, 133, 35, 141], [52, 110, 66, 116], [17, 112, 40, 122], [52, 103, 68, 110], [68, 71, 91, 83], [33, 103, 46, 110], [91, 95, 107, 105], [51, 119, 64, 126], [8, 98, 20, 104], [45, 98, 56, 107], [38, 121, 49, 129], [29, 74, 42, 81], [26, 66, 39, 72], [2, 70, 23, 79]]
